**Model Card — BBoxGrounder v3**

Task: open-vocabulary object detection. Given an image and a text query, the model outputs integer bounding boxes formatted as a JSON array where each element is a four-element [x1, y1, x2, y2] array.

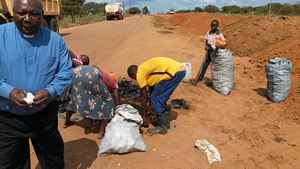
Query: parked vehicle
[[0, 0, 61, 32], [105, 2, 124, 20], [168, 9, 176, 14]]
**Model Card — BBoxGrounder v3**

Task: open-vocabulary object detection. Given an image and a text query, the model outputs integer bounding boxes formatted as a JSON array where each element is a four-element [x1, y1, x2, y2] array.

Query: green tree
[[279, 4, 294, 15], [204, 5, 220, 13], [222, 5, 241, 14], [194, 7, 202, 12], [128, 7, 141, 14], [254, 6, 268, 15], [240, 6, 254, 14], [293, 4, 300, 15], [61, 0, 85, 23], [84, 2, 106, 15], [267, 3, 284, 15], [142, 6, 150, 14]]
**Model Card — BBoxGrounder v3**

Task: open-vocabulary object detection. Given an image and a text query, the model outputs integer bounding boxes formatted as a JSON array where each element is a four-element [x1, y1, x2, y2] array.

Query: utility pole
[[268, 0, 272, 16]]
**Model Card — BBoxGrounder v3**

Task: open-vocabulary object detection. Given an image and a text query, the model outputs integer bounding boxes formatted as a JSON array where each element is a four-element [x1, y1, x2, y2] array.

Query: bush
[[128, 7, 141, 14], [204, 5, 220, 13], [222, 5, 241, 14], [176, 9, 192, 13], [194, 7, 203, 12]]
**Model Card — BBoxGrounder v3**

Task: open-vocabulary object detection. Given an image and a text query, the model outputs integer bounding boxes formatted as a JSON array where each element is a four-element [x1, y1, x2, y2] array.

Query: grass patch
[[59, 14, 105, 28]]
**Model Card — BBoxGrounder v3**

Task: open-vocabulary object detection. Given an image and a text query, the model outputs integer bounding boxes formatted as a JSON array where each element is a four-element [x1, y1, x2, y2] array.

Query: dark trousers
[[150, 70, 186, 115], [195, 48, 218, 82], [0, 103, 64, 169]]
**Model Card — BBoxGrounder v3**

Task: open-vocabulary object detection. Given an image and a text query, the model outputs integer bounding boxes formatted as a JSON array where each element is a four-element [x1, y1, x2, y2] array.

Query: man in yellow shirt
[[127, 57, 186, 135]]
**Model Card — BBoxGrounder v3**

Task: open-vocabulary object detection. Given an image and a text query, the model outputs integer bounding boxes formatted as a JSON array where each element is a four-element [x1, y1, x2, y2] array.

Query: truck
[[105, 2, 124, 20], [0, 0, 60, 32]]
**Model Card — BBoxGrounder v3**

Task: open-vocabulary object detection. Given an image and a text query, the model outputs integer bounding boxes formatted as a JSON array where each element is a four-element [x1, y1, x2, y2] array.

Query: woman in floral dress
[[69, 65, 114, 138]]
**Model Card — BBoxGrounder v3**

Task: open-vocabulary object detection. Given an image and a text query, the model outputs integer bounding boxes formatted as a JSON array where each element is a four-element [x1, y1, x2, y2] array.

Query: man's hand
[[9, 89, 27, 107], [34, 89, 50, 106]]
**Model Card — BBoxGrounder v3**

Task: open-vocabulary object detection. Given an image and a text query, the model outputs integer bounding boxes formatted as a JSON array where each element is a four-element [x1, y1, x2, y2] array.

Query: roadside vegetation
[[175, 3, 300, 16], [59, 0, 150, 29], [59, 0, 106, 28]]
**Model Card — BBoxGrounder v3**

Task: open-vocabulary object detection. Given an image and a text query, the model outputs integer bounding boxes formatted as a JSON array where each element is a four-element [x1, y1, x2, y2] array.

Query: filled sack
[[99, 104, 146, 155]]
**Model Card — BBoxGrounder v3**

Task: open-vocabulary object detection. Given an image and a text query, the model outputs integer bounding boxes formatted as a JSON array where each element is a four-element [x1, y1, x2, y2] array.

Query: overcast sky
[[86, 0, 295, 13]]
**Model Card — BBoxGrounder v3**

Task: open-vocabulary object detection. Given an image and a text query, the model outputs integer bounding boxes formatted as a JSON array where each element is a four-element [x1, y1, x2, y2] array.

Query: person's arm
[[140, 87, 150, 126], [136, 69, 150, 126], [216, 33, 226, 48], [35, 37, 73, 105], [112, 89, 121, 106], [0, 80, 29, 106], [201, 32, 209, 50]]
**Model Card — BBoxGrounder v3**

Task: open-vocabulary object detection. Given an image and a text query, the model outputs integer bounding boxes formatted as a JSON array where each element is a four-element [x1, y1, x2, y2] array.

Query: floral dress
[[69, 66, 114, 120]]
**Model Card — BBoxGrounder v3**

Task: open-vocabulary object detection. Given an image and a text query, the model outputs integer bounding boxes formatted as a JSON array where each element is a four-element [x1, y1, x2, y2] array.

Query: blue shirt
[[0, 23, 73, 115]]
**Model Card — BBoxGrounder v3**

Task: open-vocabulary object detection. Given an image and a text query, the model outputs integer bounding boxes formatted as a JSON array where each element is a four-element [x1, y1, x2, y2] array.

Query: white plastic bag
[[182, 62, 193, 82], [99, 104, 146, 155], [195, 139, 222, 164]]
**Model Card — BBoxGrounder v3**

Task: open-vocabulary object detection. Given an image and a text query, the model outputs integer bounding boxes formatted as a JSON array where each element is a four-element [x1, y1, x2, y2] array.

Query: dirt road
[[62, 15, 202, 76], [31, 15, 300, 169]]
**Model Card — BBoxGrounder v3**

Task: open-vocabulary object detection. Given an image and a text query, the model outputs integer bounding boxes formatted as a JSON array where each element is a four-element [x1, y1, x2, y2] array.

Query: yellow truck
[[0, 0, 60, 32]]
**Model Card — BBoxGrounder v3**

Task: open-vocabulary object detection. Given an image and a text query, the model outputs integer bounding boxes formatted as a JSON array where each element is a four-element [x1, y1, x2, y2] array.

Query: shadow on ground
[[64, 138, 98, 169], [35, 138, 98, 169], [254, 88, 268, 98], [60, 32, 71, 37]]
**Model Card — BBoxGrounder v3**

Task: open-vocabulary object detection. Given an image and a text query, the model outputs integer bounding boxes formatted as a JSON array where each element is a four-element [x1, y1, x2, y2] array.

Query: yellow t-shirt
[[136, 57, 183, 88]]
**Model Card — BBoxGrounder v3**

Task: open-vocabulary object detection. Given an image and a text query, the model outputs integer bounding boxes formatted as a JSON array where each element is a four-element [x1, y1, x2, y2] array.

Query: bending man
[[128, 57, 186, 135]]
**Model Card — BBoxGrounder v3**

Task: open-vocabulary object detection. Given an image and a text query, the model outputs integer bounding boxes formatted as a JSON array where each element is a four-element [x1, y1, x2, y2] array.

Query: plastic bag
[[211, 49, 234, 95], [266, 58, 292, 102], [182, 62, 192, 82], [99, 104, 146, 155], [195, 139, 222, 164]]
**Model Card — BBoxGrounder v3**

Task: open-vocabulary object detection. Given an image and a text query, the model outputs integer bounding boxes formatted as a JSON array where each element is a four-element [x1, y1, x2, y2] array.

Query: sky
[[85, 0, 296, 13]]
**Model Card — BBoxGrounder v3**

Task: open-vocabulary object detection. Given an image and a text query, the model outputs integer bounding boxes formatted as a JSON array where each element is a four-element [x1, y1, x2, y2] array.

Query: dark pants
[[0, 103, 64, 169], [195, 48, 218, 82], [150, 70, 186, 115]]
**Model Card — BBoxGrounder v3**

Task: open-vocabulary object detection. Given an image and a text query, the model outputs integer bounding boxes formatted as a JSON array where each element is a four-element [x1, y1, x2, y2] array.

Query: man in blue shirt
[[0, 0, 72, 168]]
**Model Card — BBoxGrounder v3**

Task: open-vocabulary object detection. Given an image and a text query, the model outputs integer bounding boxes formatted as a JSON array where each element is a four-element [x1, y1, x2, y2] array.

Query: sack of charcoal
[[266, 58, 292, 102], [211, 49, 235, 96]]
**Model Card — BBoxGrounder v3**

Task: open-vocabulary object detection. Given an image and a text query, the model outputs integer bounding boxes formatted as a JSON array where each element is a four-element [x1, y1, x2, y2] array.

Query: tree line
[[176, 3, 300, 15], [60, 1, 299, 23]]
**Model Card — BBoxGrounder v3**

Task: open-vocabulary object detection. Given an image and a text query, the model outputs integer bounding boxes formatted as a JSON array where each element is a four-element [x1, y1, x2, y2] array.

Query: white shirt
[[205, 31, 225, 49]]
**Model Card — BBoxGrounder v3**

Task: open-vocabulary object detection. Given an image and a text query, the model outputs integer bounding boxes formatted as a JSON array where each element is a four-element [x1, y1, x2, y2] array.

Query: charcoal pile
[[118, 79, 140, 100], [171, 99, 189, 110]]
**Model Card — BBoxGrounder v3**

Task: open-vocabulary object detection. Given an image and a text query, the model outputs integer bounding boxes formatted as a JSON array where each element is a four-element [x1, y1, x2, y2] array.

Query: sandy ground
[[31, 15, 300, 169]]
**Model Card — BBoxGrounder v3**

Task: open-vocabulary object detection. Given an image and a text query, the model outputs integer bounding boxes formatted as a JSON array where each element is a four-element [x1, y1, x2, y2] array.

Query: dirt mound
[[224, 16, 299, 57], [162, 13, 245, 36], [159, 13, 300, 60], [159, 13, 300, 123]]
